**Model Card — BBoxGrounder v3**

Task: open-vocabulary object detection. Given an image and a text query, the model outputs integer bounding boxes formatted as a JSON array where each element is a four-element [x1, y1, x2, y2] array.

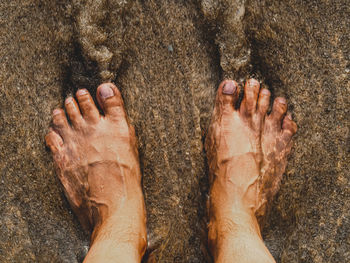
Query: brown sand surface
[[0, 0, 349, 262]]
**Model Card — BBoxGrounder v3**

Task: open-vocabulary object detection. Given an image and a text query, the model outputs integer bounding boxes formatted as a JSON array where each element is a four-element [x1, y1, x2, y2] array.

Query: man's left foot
[[205, 79, 297, 260]]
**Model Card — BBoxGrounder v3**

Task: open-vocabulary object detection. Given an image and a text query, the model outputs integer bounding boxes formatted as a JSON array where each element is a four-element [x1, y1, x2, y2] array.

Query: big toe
[[97, 83, 126, 119], [215, 80, 239, 114]]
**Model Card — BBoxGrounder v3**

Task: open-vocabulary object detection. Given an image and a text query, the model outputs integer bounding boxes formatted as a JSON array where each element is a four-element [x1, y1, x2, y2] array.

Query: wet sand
[[0, 0, 349, 262]]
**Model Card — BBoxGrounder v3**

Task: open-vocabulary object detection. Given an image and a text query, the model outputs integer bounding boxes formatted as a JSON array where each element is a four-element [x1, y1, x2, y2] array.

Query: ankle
[[90, 184, 146, 240], [91, 213, 147, 257], [208, 206, 262, 256], [86, 234, 146, 263], [90, 197, 147, 254]]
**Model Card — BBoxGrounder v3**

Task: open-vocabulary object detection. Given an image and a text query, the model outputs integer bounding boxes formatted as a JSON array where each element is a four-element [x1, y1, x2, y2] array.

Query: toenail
[[286, 113, 292, 120], [277, 97, 287, 104], [249, 78, 259, 86], [261, 89, 270, 95], [53, 109, 61, 116], [99, 85, 114, 99], [65, 97, 74, 104], [222, 81, 236, 95], [77, 89, 88, 96]]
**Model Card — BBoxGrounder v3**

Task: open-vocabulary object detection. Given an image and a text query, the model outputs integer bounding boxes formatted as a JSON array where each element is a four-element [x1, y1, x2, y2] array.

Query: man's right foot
[[205, 79, 297, 260], [45, 83, 147, 262]]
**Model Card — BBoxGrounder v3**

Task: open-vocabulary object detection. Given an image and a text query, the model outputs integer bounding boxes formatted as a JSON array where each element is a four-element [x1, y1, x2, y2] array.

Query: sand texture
[[0, 0, 349, 262]]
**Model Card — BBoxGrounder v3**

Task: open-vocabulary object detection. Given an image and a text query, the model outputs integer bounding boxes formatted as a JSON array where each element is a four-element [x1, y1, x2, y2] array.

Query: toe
[[282, 113, 297, 141], [45, 129, 63, 154], [76, 89, 100, 123], [96, 83, 126, 119], [216, 80, 239, 114], [52, 109, 70, 137], [270, 97, 287, 122], [241, 78, 260, 116], [65, 97, 84, 128], [257, 88, 271, 116]]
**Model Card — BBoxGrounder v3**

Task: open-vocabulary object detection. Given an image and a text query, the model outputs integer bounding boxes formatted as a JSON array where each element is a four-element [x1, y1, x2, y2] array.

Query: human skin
[[45, 83, 147, 262], [205, 79, 297, 262], [45, 79, 296, 262]]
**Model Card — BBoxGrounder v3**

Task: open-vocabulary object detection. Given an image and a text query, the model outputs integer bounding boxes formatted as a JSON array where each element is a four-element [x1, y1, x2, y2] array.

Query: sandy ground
[[0, 0, 349, 262]]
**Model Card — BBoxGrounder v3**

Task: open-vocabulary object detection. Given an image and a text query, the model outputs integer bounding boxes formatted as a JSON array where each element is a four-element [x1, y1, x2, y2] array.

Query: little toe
[[45, 129, 63, 154], [282, 113, 298, 141], [257, 88, 271, 116], [270, 97, 288, 123], [65, 97, 84, 128], [76, 89, 100, 123], [216, 80, 239, 114], [96, 83, 126, 119], [52, 108, 70, 137], [241, 78, 260, 116]]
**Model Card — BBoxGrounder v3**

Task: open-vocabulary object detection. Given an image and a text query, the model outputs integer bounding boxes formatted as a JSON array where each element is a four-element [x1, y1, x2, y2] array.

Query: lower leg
[[84, 180, 146, 263], [209, 182, 275, 263], [85, 198, 146, 262]]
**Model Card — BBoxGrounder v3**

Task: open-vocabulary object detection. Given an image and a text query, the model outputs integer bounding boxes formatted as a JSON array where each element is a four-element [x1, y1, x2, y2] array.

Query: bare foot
[[45, 83, 147, 261], [205, 79, 297, 261]]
